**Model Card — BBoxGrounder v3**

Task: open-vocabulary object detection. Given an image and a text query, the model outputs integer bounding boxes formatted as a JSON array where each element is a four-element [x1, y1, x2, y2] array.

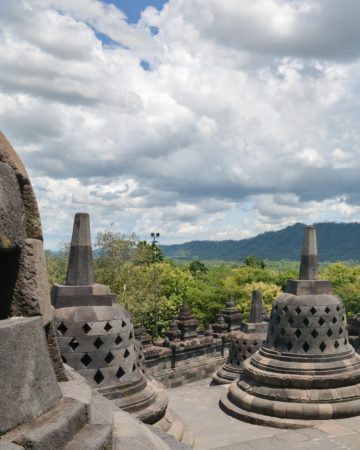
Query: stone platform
[[168, 378, 360, 450], [1, 365, 192, 449]]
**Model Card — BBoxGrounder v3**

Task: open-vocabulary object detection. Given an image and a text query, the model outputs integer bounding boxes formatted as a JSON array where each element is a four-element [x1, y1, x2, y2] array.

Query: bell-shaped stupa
[[52, 213, 168, 424], [220, 225, 360, 428], [212, 290, 267, 385]]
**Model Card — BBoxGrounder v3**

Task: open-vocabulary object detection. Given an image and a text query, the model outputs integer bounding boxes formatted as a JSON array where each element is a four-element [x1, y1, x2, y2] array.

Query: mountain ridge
[[161, 222, 360, 261]]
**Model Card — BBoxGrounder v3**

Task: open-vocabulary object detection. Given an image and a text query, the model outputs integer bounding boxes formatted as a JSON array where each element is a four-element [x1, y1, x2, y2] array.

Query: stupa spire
[[299, 225, 318, 280], [65, 213, 94, 286], [249, 289, 262, 323]]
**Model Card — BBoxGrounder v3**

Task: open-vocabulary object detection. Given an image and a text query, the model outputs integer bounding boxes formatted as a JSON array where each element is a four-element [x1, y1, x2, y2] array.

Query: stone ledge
[[219, 390, 315, 429], [3, 398, 87, 450], [0, 317, 61, 434]]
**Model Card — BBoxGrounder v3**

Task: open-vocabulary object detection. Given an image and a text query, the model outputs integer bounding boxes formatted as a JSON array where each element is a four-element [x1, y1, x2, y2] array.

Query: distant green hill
[[161, 222, 360, 261]]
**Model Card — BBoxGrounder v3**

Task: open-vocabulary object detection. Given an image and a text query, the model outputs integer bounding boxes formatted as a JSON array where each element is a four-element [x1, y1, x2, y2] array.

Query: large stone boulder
[[0, 131, 66, 380], [0, 162, 26, 251], [0, 132, 42, 240], [0, 317, 61, 435], [12, 238, 53, 324]]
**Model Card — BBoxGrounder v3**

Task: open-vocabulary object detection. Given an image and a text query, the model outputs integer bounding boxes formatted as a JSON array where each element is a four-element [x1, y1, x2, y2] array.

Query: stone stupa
[[220, 225, 360, 428], [0, 132, 63, 436], [212, 290, 267, 385], [221, 296, 243, 332], [52, 213, 168, 424]]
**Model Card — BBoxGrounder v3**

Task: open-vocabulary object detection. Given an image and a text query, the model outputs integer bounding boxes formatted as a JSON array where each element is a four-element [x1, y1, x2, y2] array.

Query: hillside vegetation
[[162, 222, 360, 261], [46, 228, 360, 339]]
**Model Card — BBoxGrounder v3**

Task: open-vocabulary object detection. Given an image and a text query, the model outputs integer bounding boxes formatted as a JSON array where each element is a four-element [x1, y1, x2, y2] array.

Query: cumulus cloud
[[161, 0, 360, 61], [1, 0, 360, 247]]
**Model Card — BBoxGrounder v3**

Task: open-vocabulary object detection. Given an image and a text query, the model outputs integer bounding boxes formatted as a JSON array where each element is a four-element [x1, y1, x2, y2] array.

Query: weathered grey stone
[[249, 290, 262, 323], [0, 163, 26, 320], [60, 365, 93, 407], [12, 238, 52, 324], [167, 421, 184, 441], [174, 301, 199, 340], [147, 342, 225, 389], [212, 314, 228, 334], [213, 289, 267, 385], [66, 213, 94, 286], [149, 426, 192, 450], [0, 162, 26, 251], [0, 317, 61, 435], [45, 322, 68, 382], [299, 225, 317, 280], [89, 392, 118, 426], [0, 443, 24, 449], [63, 424, 112, 450], [12, 398, 87, 450], [112, 410, 170, 450], [165, 318, 180, 342], [0, 132, 66, 379], [221, 297, 242, 332], [52, 284, 113, 308], [0, 132, 42, 240]]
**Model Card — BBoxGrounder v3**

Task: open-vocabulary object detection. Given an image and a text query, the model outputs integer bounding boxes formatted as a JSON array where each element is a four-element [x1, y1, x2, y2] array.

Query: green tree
[[134, 240, 164, 265], [244, 255, 266, 269], [223, 266, 283, 319], [322, 263, 360, 316], [186, 263, 231, 325], [45, 251, 67, 286], [188, 259, 208, 278]]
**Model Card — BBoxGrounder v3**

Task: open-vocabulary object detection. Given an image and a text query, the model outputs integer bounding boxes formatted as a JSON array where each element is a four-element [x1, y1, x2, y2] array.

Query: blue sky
[[101, 0, 169, 23]]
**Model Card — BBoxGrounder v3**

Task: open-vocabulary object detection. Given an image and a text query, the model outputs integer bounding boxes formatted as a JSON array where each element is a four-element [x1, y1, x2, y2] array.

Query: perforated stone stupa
[[220, 226, 360, 428], [212, 290, 267, 385], [52, 213, 168, 424]]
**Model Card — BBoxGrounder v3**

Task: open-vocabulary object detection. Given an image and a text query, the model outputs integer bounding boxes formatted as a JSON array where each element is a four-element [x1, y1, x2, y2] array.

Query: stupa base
[[220, 390, 316, 429], [100, 375, 168, 424], [212, 364, 242, 385], [220, 380, 360, 429]]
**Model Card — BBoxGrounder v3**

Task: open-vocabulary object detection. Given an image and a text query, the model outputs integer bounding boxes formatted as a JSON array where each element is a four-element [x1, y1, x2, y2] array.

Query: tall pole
[[151, 232, 160, 341]]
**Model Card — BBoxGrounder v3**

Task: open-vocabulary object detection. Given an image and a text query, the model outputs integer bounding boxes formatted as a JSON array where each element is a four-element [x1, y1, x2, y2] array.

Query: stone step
[[10, 398, 88, 450], [181, 430, 195, 449], [133, 389, 168, 424], [64, 424, 112, 450], [89, 392, 118, 426], [154, 408, 194, 448], [147, 426, 192, 450], [167, 421, 184, 442]]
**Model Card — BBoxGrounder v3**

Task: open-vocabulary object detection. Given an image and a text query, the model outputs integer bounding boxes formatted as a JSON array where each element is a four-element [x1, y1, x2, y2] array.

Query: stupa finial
[[65, 212, 94, 286], [299, 225, 318, 281], [249, 289, 262, 323]]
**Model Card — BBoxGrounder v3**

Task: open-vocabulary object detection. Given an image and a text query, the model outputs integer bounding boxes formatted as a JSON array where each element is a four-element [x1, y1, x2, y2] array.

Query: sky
[[102, 1, 168, 23], [1, 0, 360, 249]]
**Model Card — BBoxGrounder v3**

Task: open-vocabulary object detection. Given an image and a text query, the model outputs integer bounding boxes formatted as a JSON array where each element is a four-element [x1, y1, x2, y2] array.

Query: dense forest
[[162, 222, 360, 261], [47, 229, 360, 339]]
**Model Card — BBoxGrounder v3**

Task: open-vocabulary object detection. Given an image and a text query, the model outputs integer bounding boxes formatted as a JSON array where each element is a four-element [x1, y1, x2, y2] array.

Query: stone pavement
[[167, 378, 360, 450]]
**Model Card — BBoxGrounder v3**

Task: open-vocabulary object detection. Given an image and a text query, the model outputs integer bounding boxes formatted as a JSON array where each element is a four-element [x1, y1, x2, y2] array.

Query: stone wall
[[143, 336, 228, 388]]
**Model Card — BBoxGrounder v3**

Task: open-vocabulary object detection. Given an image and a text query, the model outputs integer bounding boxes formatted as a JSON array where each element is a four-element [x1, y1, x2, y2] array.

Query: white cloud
[[297, 147, 326, 168], [331, 148, 356, 170], [1, 0, 360, 247]]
